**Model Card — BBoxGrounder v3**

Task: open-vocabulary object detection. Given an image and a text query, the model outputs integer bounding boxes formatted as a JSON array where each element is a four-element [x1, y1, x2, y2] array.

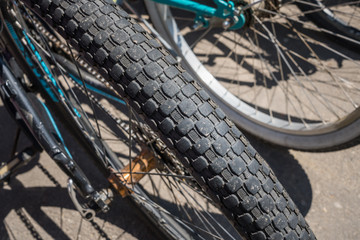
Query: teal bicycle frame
[[149, 0, 246, 29]]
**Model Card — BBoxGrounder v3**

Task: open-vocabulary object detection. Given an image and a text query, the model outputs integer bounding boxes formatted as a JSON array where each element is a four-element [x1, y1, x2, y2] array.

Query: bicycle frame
[[0, 3, 116, 219], [0, 6, 199, 235], [149, 0, 246, 29]]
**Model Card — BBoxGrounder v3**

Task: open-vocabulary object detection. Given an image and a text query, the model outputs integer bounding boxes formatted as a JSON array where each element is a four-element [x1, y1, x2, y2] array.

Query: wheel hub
[[235, 0, 281, 28]]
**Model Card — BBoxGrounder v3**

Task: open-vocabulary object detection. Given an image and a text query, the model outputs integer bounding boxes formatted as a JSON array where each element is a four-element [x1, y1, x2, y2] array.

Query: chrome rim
[[147, 1, 360, 139]]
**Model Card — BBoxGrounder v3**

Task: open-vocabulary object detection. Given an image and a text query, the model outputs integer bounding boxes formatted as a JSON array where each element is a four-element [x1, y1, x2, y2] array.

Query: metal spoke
[[189, 27, 213, 50], [170, 179, 223, 239], [253, 15, 344, 122], [177, 181, 237, 240], [246, 30, 311, 126], [115, 171, 194, 180], [256, 6, 360, 45]]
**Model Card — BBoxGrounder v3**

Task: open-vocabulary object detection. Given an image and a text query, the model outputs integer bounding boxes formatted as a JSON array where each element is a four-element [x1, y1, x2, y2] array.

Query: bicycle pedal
[[0, 163, 11, 183], [0, 146, 37, 182]]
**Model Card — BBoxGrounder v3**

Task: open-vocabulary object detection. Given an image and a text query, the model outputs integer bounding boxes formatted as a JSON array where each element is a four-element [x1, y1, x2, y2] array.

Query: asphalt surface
[[1, 98, 360, 240], [1, 3, 360, 240]]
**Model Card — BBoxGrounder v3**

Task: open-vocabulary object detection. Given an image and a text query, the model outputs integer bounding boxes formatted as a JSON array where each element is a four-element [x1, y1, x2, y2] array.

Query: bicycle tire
[[297, 0, 360, 47], [20, 0, 316, 238], [1, 3, 201, 239], [144, 0, 360, 150]]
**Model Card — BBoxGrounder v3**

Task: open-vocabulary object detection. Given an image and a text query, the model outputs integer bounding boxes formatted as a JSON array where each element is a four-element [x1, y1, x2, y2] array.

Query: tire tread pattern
[[23, 0, 316, 239]]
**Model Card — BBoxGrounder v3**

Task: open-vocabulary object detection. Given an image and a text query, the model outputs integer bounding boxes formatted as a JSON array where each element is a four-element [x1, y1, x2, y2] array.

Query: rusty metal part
[[108, 148, 158, 197]]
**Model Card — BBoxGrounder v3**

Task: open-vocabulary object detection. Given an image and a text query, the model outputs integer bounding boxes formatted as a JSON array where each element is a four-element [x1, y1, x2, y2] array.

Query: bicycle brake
[[67, 179, 114, 221]]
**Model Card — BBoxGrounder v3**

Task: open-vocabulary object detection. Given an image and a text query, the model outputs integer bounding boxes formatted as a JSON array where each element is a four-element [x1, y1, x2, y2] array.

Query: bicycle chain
[[29, 16, 187, 176]]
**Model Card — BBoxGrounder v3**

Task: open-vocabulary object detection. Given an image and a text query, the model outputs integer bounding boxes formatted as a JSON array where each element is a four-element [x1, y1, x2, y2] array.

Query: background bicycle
[[133, 0, 360, 150]]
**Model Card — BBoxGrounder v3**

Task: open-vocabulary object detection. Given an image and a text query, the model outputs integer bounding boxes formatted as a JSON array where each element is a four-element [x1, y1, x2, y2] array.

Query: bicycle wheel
[[1, 6, 227, 239], [1, 8, 213, 239], [144, 0, 360, 150], [297, 0, 360, 45], [12, 0, 316, 238]]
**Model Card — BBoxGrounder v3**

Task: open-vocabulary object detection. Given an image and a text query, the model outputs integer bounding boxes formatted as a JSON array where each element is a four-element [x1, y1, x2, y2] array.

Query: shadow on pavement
[[0, 96, 313, 239], [0, 105, 160, 240], [246, 133, 313, 216], [0, 178, 161, 240]]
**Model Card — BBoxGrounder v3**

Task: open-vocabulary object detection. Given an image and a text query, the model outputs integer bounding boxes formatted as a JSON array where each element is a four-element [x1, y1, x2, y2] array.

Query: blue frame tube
[[149, 0, 246, 29], [151, 0, 217, 17]]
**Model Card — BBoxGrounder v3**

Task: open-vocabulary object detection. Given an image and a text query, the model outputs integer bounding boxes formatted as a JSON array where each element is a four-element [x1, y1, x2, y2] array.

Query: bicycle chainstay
[[23, 14, 191, 178]]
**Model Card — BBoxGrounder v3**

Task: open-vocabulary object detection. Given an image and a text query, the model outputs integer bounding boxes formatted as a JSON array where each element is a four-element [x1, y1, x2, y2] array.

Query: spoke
[[281, 38, 341, 118], [159, 170, 186, 213], [242, 0, 266, 11], [149, 173, 160, 198], [127, 163, 235, 239], [270, 17, 290, 123], [346, 3, 360, 25], [23, 10, 91, 119], [173, 16, 196, 21], [248, 32, 261, 112], [329, 9, 360, 21], [265, 19, 343, 118], [284, 78, 353, 113], [255, 26, 273, 120], [256, 6, 360, 45], [289, 25, 359, 109], [67, 43, 103, 138], [76, 217, 83, 240], [248, 19, 358, 117], [116, 171, 194, 179], [251, 22, 310, 122], [203, 30, 226, 62], [188, 27, 213, 50], [170, 179, 221, 239], [133, 185, 222, 239], [128, 110, 134, 190], [246, 30, 311, 126], [176, 180, 237, 240], [22, 8, 114, 161], [229, 30, 253, 104], [254, 15, 347, 121], [68, 75, 131, 137], [251, 3, 360, 121]]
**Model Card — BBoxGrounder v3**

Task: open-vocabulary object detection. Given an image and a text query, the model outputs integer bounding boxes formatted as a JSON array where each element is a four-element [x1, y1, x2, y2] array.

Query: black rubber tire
[[21, 0, 316, 238], [297, 0, 360, 47]]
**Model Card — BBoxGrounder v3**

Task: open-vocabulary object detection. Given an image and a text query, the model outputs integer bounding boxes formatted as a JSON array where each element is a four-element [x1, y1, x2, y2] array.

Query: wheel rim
[[145, 0, 360, 148]]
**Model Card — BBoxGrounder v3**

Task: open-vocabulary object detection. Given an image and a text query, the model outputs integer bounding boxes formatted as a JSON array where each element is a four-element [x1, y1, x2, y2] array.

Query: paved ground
[[1, 99, 359, 240], [1, 3, 360, 239]]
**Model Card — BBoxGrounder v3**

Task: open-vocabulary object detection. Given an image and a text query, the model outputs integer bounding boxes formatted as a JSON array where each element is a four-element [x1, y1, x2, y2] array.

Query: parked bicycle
[[0, 0, 321, 239], [134, 0, 360, 150]]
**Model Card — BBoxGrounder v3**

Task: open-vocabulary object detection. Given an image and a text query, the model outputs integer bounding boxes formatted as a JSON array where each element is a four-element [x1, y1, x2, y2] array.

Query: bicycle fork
[[0, 60, 112, 220]]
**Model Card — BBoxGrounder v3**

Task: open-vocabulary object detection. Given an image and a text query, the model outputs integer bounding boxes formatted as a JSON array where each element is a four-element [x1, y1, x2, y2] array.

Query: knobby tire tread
[[21, 0, 316, 239]]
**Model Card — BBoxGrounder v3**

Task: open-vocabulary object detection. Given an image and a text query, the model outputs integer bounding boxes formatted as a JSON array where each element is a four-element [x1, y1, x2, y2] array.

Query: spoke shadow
[[1, 99, 313, 240], [0, 104, 160, 240], [171, 2, 360, 89], [169, 5, 315, 212], [0, 178, 162, 240]]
